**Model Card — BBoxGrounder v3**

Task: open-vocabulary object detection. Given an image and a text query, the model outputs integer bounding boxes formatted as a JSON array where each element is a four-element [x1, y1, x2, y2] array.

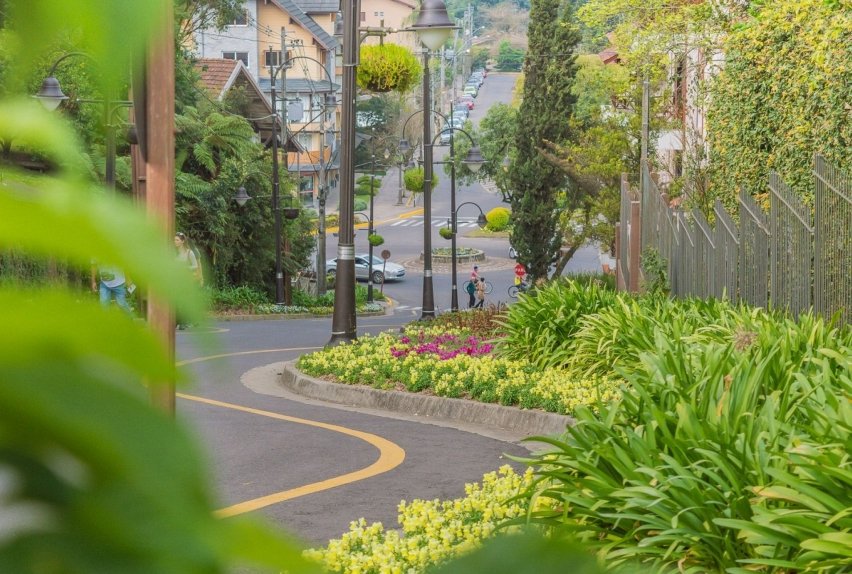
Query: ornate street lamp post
[[35, 52, 132, 192], [444, 133, 484, 311], [409, 0, 455, 320]]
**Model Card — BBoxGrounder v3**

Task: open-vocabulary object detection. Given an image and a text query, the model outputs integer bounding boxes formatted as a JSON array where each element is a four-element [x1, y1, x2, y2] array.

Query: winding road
[[176, 315, 531, 548]]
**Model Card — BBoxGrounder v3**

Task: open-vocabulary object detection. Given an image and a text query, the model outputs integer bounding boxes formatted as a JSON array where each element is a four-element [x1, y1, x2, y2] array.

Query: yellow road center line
[[179, 393, 406, 517], [175, 348, 406, 517], [176, 347, 321, 367]]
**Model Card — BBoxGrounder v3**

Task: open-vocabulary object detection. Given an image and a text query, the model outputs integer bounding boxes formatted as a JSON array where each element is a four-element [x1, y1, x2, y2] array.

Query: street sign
[[514, 263, 526, 277], [381, 249, 391, 260]]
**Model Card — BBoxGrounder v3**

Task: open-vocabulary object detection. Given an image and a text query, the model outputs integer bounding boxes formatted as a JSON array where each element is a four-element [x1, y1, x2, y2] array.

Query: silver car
[[325, 254, 406, 284]]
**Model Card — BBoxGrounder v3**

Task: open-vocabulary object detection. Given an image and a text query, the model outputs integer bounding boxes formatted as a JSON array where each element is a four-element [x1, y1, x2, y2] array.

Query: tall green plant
[[0, 1, 317, 571], [496, 278, 617, 369], [517, 313, 852, 572]]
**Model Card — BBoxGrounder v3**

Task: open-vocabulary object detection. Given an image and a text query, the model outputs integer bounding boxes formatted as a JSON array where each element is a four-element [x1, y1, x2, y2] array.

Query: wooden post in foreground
[[146, 0, 176, 414]]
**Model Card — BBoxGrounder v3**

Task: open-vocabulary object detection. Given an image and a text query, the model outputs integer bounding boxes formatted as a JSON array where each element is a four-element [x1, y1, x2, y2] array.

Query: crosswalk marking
[[389, 218, 480, 228]]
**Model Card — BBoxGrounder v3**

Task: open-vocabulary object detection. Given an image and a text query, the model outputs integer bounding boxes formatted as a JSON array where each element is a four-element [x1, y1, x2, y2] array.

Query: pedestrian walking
[[474, 276, 486, 309], [175, 232, 202, 285], [466, 277, 477, 308], [91, 261, 132, 313], [175, 232, 202, 330]]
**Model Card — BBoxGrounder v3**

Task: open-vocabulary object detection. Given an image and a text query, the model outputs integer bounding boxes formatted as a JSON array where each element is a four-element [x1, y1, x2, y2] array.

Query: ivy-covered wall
[[707, 0, 851, 207]]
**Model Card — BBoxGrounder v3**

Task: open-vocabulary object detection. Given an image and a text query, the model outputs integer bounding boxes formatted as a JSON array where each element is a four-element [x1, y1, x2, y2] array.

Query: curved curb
[[280, 361, 573, 438]]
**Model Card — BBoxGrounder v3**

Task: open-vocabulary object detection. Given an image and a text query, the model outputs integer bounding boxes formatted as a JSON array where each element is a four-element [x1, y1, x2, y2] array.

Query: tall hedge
[[707, 0, 851, 206]]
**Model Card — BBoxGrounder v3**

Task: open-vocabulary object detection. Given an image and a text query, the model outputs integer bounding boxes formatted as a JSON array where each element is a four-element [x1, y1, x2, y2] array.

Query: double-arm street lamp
[[331, 0, 454, 341], [408, 0, 456, 320], [237, 54, 335, 305], [353, 153, 387, 303], [431, 126, 484, 311], [35, 52, 133, 192]]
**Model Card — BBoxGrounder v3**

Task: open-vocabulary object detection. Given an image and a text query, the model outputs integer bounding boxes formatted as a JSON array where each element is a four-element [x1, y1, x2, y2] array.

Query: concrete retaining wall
[[280, 361, 573, 438]]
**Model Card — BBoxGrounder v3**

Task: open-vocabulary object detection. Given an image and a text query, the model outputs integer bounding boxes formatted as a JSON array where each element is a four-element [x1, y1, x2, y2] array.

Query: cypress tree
[[509, 0, 579, 281]]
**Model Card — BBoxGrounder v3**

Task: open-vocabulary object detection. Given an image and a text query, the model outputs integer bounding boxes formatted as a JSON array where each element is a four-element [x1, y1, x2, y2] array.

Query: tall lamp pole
[[431, 127, 483, 311], [367, 153, 377, 303], [405, 0, 456, 318], [266, 53, 335, 304], [329, 0, 361, 345]]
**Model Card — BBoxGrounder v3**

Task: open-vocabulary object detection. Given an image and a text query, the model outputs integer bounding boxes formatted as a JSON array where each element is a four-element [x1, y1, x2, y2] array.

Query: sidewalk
[[325, 165, 423, 232]]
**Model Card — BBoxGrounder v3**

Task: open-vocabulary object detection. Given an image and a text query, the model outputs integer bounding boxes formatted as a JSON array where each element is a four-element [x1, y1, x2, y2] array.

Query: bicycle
[[463, 279, 492, 294], [508, 280, 531, 299]]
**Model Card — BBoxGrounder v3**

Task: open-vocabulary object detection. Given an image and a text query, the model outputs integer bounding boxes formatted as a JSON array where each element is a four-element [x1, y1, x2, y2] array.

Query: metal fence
[[616, 155, 850, 327]]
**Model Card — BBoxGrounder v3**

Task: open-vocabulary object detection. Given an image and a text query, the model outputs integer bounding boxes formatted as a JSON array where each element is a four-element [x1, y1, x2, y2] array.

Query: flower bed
[[304, 466, 546, 574], [296, 325, 620, 415]]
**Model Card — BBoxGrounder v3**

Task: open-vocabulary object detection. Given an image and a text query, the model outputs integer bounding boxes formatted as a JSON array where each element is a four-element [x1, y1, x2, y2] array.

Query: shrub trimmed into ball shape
[[403, 167, 439, 194], [486, 207, 511, 231], [368, 233, 385, 247], [439, 227, 453, 240], [357, 44, 421, 93]]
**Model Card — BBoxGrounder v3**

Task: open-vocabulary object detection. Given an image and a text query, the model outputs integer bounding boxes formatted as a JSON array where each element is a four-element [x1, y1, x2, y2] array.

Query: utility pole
[[280, 28, 293, 306], [641, 77, 650, 166], [317, 93, 329, 295]]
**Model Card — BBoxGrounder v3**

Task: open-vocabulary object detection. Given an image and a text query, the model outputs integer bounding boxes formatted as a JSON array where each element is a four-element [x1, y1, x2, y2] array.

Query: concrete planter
[[421, 248, 486, 265]]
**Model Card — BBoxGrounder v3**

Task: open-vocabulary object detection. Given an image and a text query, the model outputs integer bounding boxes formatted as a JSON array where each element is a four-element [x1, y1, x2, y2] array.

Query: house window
[[222, 51, 249, 66], [264, 50, 282, 67], [297, 132, 313, 149], [300, 95, 313, 117], [374, 11, 383, 17], [229, 10, 248, 26], [299, 176, 315, 204], [360, 11, 366, 21]]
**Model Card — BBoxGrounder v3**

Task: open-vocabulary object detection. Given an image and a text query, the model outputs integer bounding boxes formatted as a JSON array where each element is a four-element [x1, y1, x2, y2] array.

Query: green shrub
[[292, 289, 334, 309], [354, 197, 368, 212], [355, 176, 381, 196], [367, 233, 384, 247], [565, 271, 616, 291], [519, 313, 852, 572], [404, 167, 438, 194], [495, 278, 618, 369], [439, 227, 453, 239], [212, 285, 270, 311], [357, 43, 421, 93], [485, 207, 511, 232], [640, 247, 668, 294]]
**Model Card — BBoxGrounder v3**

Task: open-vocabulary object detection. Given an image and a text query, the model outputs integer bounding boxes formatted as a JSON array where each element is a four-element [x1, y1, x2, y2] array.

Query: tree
[[537, 54, 640, 275], [444, 104, 516, 198], [495, 41, 525, 71], [175, 0, 245, 46], [508, 0, 580, 281]]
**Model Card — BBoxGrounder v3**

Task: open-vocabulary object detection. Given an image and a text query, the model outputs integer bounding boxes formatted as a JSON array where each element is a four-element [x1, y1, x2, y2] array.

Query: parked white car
[[325, 254, 406, 284]]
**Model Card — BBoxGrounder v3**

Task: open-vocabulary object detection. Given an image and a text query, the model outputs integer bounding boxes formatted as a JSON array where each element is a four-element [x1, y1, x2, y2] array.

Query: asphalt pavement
[[176, 315, 533, 550]]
